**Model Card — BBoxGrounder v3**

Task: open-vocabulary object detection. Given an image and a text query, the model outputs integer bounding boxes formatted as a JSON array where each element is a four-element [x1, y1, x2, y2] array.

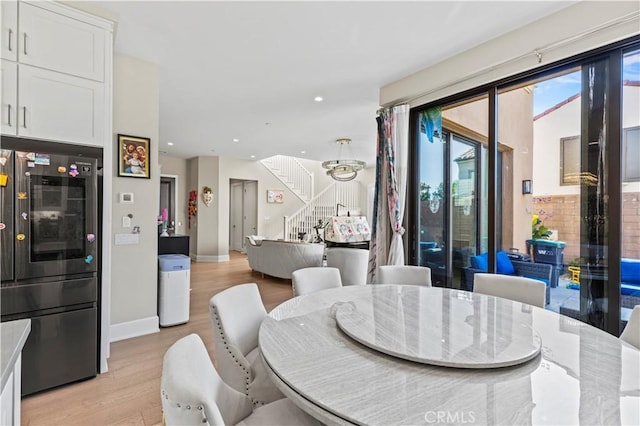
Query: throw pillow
[[496, 251, 516, 275], [470, 253, 488, 272], [621, 259, 640, 284]]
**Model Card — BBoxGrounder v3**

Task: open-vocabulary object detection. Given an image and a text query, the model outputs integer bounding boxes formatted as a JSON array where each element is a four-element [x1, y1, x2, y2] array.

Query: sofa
[[463, 251, 553, 304], [245, 237, 324, 279], [621, 258, 640, 308]]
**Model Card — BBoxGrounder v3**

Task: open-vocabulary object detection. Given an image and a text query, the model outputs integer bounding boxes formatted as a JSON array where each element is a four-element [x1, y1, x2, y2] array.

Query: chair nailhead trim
[[212, 305, 252, 397]]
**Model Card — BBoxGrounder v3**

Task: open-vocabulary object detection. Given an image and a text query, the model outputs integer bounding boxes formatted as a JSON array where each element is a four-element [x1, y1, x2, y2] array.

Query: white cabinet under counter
[[0, 319, 31, 426]]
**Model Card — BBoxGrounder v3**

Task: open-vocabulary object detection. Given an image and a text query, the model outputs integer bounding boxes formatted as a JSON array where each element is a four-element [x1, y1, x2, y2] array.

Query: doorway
[[229, 179, 258, 252], [160, 175, 178, 234]]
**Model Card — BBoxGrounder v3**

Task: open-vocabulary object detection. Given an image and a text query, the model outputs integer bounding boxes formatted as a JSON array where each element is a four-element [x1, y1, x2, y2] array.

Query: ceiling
[[86, 1, 575, 166]]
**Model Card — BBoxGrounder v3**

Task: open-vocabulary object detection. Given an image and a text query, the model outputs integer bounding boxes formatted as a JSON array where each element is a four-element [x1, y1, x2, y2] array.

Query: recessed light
[[314, 96, 323, 102], [167, 142, 174, 146], [300, 150, 306, 154], [232, 138, 240, 142], [250, 155, 256, 159]]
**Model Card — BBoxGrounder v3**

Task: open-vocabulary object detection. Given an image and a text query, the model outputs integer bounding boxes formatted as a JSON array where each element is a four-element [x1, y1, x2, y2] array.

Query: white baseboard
[[193, 254, 230, 262], [110, 316, 159, 342]]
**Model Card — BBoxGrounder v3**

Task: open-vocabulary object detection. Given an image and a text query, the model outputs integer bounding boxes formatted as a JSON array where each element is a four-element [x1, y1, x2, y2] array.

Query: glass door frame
[[407, 35, 640, 336]]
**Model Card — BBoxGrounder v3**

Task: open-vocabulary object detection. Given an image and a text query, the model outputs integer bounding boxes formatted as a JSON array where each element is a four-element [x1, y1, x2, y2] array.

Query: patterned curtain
[[367, 104, 410, 283]]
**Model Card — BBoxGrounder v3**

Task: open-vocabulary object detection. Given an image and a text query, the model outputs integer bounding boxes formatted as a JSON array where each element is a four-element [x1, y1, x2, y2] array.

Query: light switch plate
[[122, 216, 132, 228]]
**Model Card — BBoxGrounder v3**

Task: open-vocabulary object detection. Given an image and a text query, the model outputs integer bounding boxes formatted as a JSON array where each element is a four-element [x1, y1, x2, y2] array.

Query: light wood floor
[[21, 251, 293, 425]]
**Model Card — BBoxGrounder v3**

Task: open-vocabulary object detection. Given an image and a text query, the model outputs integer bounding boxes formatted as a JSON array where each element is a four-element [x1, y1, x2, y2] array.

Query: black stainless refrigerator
[[1, 137, 101, 396]]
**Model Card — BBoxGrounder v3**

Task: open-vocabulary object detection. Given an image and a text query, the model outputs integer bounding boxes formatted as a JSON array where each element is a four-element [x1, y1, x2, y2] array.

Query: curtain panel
[[367, 104, 410, 283]]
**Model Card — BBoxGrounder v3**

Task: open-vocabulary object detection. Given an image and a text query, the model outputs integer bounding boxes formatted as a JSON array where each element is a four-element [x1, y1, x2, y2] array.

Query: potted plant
[[531, 214, 552, 240]]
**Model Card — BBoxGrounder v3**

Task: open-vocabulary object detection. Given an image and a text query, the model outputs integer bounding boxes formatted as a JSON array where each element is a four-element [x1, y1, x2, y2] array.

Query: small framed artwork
[[118, 134, 150, 178], [267, 189, 284, 204]]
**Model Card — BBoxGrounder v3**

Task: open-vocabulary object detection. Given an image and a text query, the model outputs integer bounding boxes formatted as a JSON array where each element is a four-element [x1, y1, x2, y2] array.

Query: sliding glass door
[[414, 96, 489, 289], [410, 37, 639, 335]]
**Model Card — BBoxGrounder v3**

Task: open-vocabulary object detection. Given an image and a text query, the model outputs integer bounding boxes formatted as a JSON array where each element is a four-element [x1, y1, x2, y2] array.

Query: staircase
[[261, 155, 313, 203], [283, 181, 364, 241]]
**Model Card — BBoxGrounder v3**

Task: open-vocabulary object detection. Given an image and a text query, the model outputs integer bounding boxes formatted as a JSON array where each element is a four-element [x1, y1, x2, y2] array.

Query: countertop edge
[[1, 319, 31, 390]]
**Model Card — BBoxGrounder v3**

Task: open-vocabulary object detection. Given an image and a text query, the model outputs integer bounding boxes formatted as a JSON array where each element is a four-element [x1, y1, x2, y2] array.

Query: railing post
[[283, 216, 289, 241]]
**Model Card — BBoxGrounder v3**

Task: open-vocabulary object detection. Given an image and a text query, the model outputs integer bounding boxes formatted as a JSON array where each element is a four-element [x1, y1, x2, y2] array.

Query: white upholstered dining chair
[[378, 265, 432, 286], [620, 305, 640, 349], [473, 273, 546, 308], [325, 248, 369, 286], [209, 283, 283, 405], [292, 267, 342, 297], [161, 333, 321, 426]]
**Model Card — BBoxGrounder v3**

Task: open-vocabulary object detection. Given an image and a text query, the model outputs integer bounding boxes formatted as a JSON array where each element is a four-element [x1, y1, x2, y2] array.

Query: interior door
[[229, 182, 243, 251], [243, 181, 258, 250]]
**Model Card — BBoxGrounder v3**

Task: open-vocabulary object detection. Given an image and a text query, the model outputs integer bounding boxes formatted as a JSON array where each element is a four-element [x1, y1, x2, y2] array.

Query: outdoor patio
[[548, 276, 633, 323]]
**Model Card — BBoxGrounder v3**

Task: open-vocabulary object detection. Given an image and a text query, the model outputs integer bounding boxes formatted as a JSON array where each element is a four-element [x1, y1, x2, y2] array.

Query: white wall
[[110, 53, 160, 338], [380, 2, 640, 108], [533, 86, 640, 195], [194, 156, 222, 261]]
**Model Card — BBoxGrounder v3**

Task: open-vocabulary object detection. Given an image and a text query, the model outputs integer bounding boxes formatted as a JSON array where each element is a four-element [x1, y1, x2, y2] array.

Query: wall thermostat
[[119, 192, 134, 203]]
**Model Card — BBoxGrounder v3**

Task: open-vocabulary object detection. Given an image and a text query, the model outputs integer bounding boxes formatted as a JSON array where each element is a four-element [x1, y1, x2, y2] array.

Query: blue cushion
[[496, 251, 515, 275], [470, 253, 488, 271], [621, 283, 640, 296], [621, 259, 640, 284]]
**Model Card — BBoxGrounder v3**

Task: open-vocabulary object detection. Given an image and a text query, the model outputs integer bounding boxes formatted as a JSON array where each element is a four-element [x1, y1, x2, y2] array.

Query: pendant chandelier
[[322, 138, 366, 182]]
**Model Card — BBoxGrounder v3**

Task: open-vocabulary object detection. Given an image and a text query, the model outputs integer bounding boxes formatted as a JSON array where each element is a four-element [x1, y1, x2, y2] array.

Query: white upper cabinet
[[19, 2, 105, 81], [18, 64, 105, 146], [1, 1, 18, 61], [1, 60, 18, 135], [0, 1, 112, 147]]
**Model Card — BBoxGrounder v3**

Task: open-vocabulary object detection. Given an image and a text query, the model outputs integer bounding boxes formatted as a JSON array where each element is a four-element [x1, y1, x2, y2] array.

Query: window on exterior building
[[623, 126, 640, 182], [560, 135, 580, 185]]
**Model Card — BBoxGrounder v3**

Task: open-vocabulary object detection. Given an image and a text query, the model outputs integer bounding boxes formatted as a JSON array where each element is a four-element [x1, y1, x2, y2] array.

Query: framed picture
[[118, 134, 150, 178], [267, 189, 284, 204]]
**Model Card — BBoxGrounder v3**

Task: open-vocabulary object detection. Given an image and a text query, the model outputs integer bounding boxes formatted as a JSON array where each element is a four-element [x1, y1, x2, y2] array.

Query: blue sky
[[419, 51, 640, 185], [533, 51, 640, 116]]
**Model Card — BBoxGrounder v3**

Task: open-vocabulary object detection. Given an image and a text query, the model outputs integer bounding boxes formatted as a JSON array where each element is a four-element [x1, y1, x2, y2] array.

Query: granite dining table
[[258, 285, 640, 426]]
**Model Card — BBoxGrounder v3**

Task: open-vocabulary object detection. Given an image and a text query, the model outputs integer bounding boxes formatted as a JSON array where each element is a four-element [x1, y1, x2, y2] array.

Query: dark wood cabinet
[[158, 235, 190, 256]]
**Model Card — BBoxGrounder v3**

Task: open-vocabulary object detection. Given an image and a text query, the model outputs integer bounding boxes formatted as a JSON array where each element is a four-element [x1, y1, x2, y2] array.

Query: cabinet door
[[19, 2, 105, 81], [18, 64, 105, 147], [1, 0, 18, 61], [1, 59, 18, 135]]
